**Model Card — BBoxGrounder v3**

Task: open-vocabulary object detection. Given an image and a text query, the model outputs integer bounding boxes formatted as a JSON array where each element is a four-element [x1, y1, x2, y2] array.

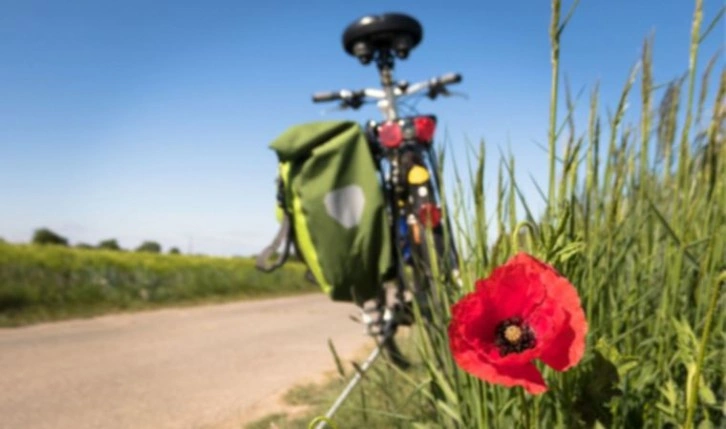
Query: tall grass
[[0, 242, 314, 326], [318, 0, 724, 427], [415, 0, 725, 427]]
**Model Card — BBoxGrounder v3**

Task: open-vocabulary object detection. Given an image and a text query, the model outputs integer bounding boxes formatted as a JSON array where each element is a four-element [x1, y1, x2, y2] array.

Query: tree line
[[29, 228, 181, 255]]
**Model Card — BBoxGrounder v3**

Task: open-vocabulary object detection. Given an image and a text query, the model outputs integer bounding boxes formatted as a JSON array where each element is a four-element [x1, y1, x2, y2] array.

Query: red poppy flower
[[448, 252, 587, 394]]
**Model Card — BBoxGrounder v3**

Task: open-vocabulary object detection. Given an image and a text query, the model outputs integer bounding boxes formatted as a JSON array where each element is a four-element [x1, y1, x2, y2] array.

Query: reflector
[[378, 121, 403, 148], [418, 203, 441, 228], [414, 116, 436, 143]]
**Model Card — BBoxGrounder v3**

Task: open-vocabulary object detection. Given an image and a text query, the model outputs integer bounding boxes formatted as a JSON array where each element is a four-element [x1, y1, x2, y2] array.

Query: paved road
[[0, 294, 370, 429]]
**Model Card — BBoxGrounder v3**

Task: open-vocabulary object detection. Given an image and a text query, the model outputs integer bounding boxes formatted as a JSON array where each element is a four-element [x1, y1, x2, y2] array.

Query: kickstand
[[312, 344, 382, 429]]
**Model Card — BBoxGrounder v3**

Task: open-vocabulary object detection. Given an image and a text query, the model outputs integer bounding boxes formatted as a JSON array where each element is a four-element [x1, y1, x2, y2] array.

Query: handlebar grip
[[312, 91, 341, 103], [439, 73, 462, 85]]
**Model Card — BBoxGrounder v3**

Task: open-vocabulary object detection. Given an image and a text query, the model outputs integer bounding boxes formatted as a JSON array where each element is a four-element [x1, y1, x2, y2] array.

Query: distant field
[[0, 242, 316, 326]]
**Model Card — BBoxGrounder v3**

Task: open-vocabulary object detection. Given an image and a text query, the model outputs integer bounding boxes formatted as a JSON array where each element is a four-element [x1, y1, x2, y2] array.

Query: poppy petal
[[539, 308, 587, 371], [476, 254, 547, 321], [450, 344, 548, 394], [492, 361, 548, 395], [524, 292, 565, 352], [449, 291, 502, 366], [535, 261, 588, 371], [539, 314, 580, 371]]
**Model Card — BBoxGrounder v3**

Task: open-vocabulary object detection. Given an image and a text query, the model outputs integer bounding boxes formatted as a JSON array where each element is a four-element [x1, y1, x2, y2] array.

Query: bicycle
[[310, 13, 463, 369]]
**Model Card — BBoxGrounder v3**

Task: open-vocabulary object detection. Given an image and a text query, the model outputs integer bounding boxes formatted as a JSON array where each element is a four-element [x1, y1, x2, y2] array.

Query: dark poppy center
[[495, 317, 536, 356]]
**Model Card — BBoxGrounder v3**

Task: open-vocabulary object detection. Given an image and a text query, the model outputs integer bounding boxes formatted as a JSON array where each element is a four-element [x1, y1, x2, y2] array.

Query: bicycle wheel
[[366, 140, 458, 369], [399, 149, 459, 313]]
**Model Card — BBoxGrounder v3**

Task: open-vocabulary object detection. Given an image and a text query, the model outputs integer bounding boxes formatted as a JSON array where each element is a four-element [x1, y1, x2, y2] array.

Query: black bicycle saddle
[[342, 13, 423, 63]]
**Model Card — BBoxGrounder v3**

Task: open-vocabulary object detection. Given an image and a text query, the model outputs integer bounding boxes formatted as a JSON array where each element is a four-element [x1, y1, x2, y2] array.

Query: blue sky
[[1, 0, 723, 256]]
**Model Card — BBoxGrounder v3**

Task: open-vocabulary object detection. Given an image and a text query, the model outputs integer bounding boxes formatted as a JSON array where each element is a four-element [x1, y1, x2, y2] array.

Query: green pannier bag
[[255, 120, 394, 305]]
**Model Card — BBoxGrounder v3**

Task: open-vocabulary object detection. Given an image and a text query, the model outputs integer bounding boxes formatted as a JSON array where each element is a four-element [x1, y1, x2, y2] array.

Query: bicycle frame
[[369, 55, 461, 325]]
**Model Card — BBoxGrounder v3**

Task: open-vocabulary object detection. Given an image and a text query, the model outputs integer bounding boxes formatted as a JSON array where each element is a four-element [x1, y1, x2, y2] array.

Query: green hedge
[[0, 242, 316, 325]]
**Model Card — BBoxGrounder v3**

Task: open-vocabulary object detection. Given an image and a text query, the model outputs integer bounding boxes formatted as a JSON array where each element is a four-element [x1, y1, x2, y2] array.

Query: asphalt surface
[[0, 294, 370, 429]]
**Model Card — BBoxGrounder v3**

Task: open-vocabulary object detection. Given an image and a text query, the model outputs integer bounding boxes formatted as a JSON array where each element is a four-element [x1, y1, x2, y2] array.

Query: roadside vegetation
[[0, 240, 315, 326]]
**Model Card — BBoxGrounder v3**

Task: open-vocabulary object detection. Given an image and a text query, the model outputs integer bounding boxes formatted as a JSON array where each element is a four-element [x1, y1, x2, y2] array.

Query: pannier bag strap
[[305, 270, 319, 285], [255, 214, 292, 272]]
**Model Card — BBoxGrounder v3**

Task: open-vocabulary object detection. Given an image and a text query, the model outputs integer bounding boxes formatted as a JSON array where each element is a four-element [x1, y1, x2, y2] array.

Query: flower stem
[[683, 271, 724, 429], [518, 387, 531, 429]]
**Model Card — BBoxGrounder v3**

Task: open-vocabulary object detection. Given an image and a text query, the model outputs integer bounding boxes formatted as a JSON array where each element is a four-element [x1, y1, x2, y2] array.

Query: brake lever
[[319, 103, 349, 116], [427, 82, 449, 99], [427, 86, 468, 101], [427, 88, 443, 100], [446, 90, 469, 100], [346, 96, 365, 110]]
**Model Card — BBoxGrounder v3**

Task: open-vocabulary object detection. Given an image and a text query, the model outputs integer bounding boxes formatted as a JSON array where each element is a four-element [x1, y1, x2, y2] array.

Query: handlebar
[[438, 73, 462, 85], [312, 91, 341, 102], [312, 89, 366, 103], [311, 72, 462, 105]]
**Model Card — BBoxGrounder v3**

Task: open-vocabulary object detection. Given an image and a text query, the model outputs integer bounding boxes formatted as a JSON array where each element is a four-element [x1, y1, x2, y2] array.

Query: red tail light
[[418, 203, 442, 228], [414, 116, 436, 143], [378, 121, 403, 148]]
